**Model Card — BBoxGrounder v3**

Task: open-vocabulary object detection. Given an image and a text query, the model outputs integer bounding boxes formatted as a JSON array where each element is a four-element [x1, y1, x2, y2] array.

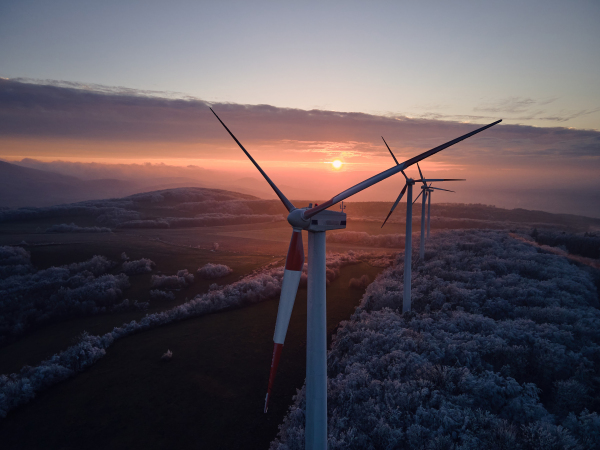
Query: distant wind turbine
[[381, 138, 467, 312], [410, 163, 465, 259], [212, 108, 500, 450]]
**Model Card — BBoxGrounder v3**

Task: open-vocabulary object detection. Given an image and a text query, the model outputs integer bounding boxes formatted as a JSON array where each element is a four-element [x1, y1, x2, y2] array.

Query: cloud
[[1, 79, 598, 163], [474, 96, 556, 114]]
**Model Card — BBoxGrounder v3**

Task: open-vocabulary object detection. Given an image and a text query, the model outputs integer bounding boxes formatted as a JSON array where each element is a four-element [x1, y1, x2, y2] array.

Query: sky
[[0, 1, 599, 216]]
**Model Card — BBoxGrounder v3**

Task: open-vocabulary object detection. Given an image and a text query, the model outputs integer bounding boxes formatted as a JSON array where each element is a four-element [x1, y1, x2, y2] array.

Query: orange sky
[[1, 79, 599, 216]]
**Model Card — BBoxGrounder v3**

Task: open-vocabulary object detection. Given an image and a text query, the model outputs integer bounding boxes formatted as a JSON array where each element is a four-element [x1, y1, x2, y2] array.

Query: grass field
[[0, 226, 279, 374], [0, 207, 392, 449], [0, 261, 383, 450], [3, 189, 599, 449]]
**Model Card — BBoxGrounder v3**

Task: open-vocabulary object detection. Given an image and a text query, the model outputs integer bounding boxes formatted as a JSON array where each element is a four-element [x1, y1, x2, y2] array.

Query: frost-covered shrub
[[45, 223, 111, 233], [0, 253, 132, 344], [161, 350, 173, 361], [122, 258, 155, 275], [271, 230, 600, 450], [151, 269, 194, 289], [197, 263, 233, 279], [348, 274, 371, 290], [0, 246, 33, 279], [149, 290, 175, 301], [109, 298, 148, 312], [0, 332, 111, 418], [67, 255, 114, 276]]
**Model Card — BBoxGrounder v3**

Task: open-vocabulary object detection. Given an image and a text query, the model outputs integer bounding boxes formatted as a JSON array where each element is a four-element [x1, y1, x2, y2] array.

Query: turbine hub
[[287, 208, 311, 229]]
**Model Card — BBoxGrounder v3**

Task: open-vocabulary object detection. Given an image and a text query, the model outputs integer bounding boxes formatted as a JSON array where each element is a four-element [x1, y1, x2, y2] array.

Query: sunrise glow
[[332, 160, 343, 169]]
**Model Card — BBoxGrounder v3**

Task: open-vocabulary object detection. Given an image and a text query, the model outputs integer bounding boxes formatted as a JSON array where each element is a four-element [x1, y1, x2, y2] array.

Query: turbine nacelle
[[287, 207, 347, 231]]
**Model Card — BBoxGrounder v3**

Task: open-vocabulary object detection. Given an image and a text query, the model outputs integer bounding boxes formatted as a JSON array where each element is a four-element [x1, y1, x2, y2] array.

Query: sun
[[332, 160, 343, 169]]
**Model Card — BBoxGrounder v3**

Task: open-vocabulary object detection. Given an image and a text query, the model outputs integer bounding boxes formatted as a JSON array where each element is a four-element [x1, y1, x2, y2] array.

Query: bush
[[122, 258, 155, 275], [0, 250, 132, 344], [151, 269, 194, 289], [348, 274, 371, 290], [197, 263, 233, 279], [149, 290, 175, 301]]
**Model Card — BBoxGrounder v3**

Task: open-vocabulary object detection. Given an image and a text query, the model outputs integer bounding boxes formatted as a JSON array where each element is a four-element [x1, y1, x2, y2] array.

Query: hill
[[0, 160, 140, 208]]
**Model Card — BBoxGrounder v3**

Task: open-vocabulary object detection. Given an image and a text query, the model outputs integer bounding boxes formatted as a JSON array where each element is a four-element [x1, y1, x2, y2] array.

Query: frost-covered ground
[[272, 230, 600, 450]]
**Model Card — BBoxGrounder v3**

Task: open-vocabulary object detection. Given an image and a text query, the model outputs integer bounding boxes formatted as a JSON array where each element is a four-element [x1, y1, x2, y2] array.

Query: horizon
[[1, 80, 599, 217]]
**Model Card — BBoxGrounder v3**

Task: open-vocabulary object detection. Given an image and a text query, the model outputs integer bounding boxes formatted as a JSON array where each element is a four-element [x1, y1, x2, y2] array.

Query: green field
[[0, 214, 388, 449], [0, 259, 382, 449]]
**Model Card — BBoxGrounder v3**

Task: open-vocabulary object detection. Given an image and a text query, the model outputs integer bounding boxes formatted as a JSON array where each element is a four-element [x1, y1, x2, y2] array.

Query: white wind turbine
[[411, 165, 463, 245], [404, 160, 465, 259], [380, 138, 464, 311], [211, 108, 500, 450]]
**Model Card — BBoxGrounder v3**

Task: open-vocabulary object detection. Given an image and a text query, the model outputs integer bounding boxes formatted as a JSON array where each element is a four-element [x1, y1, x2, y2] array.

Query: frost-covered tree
[[197, 263, 233, 279], [151, 269, 194, 289], [271, 230, 600, 450], [0, 252, 379, 419], [122, 258, 155, 275], [0, 249, 134, 344]]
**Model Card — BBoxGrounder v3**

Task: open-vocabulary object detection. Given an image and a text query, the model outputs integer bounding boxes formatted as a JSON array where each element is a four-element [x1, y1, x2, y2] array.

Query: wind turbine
[[410, 163, 465, 259], [211, 108, 500, 450], [417, 180, 459, 240], [380, 138, 464, 311]]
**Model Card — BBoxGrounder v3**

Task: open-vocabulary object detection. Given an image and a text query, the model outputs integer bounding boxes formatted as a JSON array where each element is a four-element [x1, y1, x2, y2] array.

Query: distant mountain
[[0, 161, 277, 208], [0, 161, 141, 207]]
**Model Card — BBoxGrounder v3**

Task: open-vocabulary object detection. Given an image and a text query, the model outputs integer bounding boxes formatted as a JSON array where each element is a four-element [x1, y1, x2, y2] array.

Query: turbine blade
[[303, 119, 501, 219], [413, 190, 423, 204], [381, 183, 407, 228], [416, 178, 466, 182], [210, 108, 295, 212], [417, 163, 426, 187], [429, 187, 455, 192], [382, 137, 408, 180], [382, 136, 399, 165], [264, 230, 305, 413]]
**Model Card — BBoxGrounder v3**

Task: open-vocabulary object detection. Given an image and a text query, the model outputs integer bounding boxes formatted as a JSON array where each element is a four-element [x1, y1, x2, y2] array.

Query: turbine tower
[[211, 108, 500, 450], [380, 138, 464, 310], [423, 183, 456, 239], [412, 165, 464, 259]]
